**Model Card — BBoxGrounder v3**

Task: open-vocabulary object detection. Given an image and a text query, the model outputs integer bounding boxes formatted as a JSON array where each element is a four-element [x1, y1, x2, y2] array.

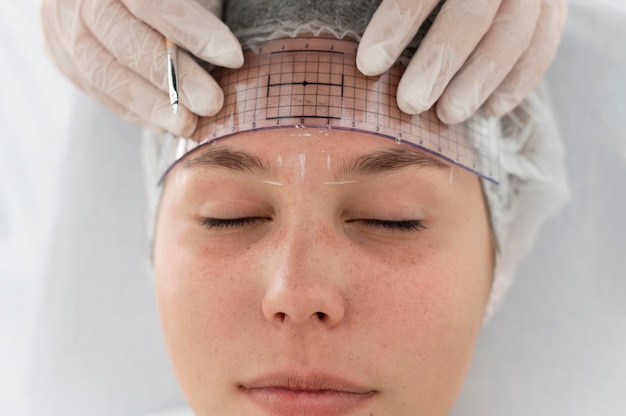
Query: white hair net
[[481, 84, 569, 320], [142, 0, 569, 322]]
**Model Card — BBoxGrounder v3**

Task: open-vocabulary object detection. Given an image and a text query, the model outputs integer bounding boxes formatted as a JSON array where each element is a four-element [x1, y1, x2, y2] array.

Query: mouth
[[240, 372, 377, 416]]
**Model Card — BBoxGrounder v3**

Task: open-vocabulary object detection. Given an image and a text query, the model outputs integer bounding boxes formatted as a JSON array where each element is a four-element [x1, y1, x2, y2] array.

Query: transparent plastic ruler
[[176, 37, 499, 182]]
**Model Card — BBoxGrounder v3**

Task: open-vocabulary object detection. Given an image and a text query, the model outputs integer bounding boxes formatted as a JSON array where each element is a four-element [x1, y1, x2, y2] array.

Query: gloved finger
[[436, 0, 541, 124], [82, 0, 224, 117], [71, 26, 198, 137], [122, 0, 244, 68], [41, 0, 163, 131], [396, 0, 502, 115], [40, 0, 89, 91], [42, 28, 141, 127], [41, 0, 142, 125], [194, 0, 223, 17], [357, 0, 442, 76], [483, 0, 567, 117]]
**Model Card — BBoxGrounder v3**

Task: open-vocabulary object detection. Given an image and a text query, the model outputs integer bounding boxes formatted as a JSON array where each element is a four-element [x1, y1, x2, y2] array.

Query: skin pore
[[153, 128, 494, 416]]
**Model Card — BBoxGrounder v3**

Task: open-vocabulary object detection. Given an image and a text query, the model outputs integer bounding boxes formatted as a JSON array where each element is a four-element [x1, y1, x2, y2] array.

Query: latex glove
[[40, 0, 243, 137], [357, 0, 567, 124]]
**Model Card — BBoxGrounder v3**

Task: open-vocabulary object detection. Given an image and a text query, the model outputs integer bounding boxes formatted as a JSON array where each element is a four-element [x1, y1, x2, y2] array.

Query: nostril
[[316, 312, 327, 321]]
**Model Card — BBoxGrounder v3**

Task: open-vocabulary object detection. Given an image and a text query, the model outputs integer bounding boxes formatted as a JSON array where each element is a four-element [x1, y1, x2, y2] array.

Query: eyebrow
[[181, 145, 448, 178], [182, 146, 275, 177], [335, 147, 449, 179]]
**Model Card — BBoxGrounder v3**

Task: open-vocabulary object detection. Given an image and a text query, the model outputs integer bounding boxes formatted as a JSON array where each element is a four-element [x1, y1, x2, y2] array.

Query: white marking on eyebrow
[[261, 180, 284, 186], [326, 154, 332, 171], [323, 180, 360, 185], [276, 156, 283, 167], [449, 166, 455, 185]]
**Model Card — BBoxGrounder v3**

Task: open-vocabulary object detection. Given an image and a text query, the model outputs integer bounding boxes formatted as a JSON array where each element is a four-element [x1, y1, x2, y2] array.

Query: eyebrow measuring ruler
[[175, 37, 499, 183]]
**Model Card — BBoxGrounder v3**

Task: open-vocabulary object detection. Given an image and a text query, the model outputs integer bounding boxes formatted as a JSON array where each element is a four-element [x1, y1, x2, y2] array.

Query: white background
[[1, 1, 625, 414]]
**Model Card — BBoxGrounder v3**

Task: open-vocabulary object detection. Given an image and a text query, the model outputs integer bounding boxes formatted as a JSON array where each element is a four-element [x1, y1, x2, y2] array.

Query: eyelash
[[358, 219, 426, 232], [201, 217, 426, 232], [201, 217, 266, 229]]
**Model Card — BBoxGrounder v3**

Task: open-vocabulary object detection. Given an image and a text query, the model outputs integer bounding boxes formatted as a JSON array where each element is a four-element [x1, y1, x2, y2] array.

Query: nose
[[261, 225, 346, 329]]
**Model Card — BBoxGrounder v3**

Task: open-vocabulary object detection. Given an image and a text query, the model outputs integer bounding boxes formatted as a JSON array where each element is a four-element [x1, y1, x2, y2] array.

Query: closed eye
[[358, 219, 427, 232], [201, 217, 267, 229], [201, 218, 426, 232]]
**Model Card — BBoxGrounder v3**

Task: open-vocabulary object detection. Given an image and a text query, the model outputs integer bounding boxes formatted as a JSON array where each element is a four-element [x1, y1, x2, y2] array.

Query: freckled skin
[[154, 129, 493, 415]]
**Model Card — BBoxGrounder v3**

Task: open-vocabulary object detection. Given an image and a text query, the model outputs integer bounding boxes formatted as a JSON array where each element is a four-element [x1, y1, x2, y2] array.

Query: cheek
[[350, 214, 491, 402], [356, 245, 488, 354], [153, 205, 265, 406], [154, 230, 259, 349]]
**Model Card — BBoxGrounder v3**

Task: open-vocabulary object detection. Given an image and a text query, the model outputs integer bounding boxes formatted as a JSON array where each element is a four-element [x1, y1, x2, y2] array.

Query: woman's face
[[154, 128, 493, 416]]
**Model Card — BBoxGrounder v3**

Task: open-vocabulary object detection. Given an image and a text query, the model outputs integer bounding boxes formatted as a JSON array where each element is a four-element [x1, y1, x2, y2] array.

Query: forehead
[[173, 128, 451, 179]]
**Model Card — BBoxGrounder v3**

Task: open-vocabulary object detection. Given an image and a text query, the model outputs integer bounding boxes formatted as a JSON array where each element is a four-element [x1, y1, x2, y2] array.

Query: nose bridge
[[261, 216, 346, 328]]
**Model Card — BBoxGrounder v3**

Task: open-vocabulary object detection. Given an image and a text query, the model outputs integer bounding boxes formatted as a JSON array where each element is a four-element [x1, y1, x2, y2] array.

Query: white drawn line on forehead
[[181, 145, 449, 179], [323, 181, 361, 186]]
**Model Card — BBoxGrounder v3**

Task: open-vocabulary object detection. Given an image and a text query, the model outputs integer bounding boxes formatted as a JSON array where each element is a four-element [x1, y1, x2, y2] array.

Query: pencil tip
[[172, 102, 178, 114]]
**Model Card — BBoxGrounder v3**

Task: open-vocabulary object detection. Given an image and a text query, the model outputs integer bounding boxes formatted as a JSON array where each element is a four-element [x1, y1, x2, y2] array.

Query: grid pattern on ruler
[[266, 49, 344, 120], [190, 38, 498, 181]]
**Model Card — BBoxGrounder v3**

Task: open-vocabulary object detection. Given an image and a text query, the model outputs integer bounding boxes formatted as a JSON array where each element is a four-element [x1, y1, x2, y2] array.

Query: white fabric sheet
[[1, 1, 625, 414]]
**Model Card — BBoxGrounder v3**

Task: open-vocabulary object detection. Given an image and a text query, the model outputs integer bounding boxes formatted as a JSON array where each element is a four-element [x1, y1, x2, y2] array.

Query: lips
[[240, 372, 377, 416]]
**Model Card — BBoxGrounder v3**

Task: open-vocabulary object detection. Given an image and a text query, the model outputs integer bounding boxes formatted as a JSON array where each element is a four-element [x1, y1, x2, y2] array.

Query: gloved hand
[[357, 0, 567, 124], [40, 0, 243, 137]]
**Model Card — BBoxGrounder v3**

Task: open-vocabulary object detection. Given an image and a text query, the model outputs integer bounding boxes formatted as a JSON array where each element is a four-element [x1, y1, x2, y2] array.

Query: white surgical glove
[[40, 0, 243, 137], [357, 0, 567, 124]]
